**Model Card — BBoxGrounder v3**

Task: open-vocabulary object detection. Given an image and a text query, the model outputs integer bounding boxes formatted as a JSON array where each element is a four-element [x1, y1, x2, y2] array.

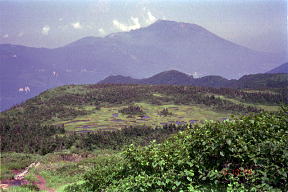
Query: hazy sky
[[0, 0, 287, 54]]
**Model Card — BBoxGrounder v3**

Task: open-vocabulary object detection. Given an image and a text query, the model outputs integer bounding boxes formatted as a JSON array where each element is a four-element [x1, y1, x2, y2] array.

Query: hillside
[[1, 20, 286, 111], [234, 73, 288, 89], [266, 62, 288, 74], [99, 70, 288, 89], [1, 84, 286, 151], [2, 84, 285, 123], [67, 108, 288, 191], [1, 84, 287, 191], [2, 107, 287, 191]]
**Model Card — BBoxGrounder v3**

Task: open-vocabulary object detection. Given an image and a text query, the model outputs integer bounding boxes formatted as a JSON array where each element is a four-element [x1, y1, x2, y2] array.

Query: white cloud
[[58, 18, 63, 22], [142, 7, 157, 24], [113, 17, 141, 31], [146, 11, 157, 24], [71, 22, 82, 29], [131, 17, 141, 27], [112, 9, 157, 32], [41, 25, 50, 35], [3, 34, 9, 38], [98, 28, 105, 35]]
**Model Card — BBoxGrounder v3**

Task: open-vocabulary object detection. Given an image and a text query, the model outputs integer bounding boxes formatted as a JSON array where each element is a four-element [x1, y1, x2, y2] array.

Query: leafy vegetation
[[1, 119, 187, 154], [6, 185, 39, 192], [66, 106, 288, 191], [0, 153, 41, 180], [119, 105, 145, 116], [1, 150, 118, 191], [159, 108, 172, 116]]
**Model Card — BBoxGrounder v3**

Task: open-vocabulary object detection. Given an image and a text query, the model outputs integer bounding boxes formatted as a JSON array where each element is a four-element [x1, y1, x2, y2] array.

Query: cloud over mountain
[[113, 17, 141, 31]]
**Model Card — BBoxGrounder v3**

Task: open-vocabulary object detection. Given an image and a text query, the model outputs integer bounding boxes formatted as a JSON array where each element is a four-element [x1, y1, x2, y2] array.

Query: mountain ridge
[[99, 70, 288, 89], [266, 63, 288, 74]]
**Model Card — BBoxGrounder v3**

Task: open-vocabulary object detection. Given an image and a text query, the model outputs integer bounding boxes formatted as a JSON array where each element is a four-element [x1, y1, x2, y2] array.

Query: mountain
[[1, 20, 286, 111], [193, 75, 232, 88], [97, 70, 193, 85], [235, 73, 288, 89], [99, 70, 288, 89], [99, 75, 139, 84], [99, 70, 228, 87], [140, 70, 193, 85], [266, 63, 288, 74]]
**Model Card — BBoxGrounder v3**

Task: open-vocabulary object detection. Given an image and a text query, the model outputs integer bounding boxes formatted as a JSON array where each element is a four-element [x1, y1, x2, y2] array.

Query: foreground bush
[[66, 106, 288, 191]]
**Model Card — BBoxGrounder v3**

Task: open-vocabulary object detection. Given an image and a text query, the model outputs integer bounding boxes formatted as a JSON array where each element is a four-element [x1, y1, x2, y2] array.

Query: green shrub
[[64, 154, 125, 192], [20, 184, 40, 191], [0, 153, 41, 180], [119, 105, 145, 116], [67, 105, 288, 191], [8, 184, 39, 192], [159, 108, 172, 116]]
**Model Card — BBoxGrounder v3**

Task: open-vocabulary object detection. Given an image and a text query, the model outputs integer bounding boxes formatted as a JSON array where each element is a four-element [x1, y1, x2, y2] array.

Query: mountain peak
[[154, 70, 190, 76], [144, 70, 193, 85], [65, 36, 102, 47], [153, 19, 178, 24], [152, 19, 194, 26], [98, 75, 138, 84], [147, 19, 205, 32]]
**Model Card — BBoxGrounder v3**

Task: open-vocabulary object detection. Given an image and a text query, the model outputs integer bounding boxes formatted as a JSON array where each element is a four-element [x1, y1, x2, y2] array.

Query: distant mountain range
[[0, 20, 286, 111], [99, 70, 288, 89]]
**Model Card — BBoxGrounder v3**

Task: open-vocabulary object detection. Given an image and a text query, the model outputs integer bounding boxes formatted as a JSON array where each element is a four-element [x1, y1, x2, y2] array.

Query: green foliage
[[69, 124, 186, 150], [1, 118, 186, 154], [7, 186, 38, 192], [159, 108, 172, 116], [119, 105, 145, 116], [0, 152, 41, 180], [236, 73, 288, 89], [64, 154, 125, 192], [19, 184, 40, 191], [0, 118, 66, 154], [68, 106, 288, 191]]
